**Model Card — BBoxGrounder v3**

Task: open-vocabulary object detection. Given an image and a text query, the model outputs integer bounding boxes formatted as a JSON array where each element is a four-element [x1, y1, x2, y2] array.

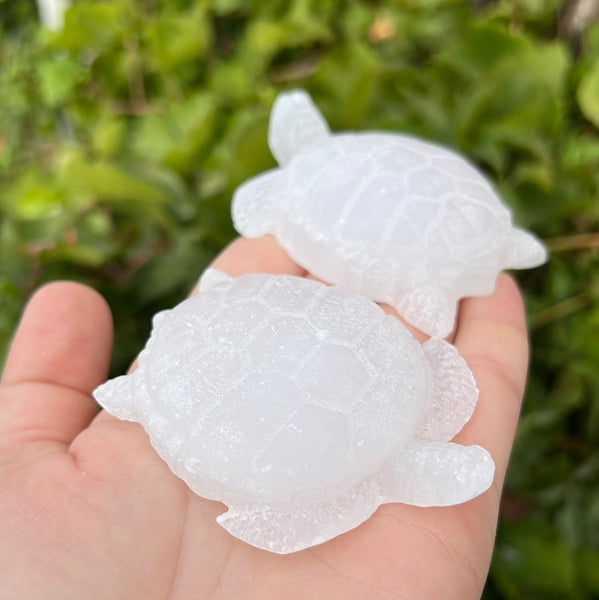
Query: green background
[[2, 1, 599, 596]]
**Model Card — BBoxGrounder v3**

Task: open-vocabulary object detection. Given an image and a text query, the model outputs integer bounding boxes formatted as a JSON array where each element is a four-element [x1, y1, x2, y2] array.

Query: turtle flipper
[[93, 373, 138, 421], [198, 269, 233, 293], [231, 169, 280, 238], [504, 227, 547, 269], [382, 441, 494, 507], [268, 90, 331, 167], [393, 282, 456, 338], [415, 338, 478, 442], [217, 494, 379, 554]]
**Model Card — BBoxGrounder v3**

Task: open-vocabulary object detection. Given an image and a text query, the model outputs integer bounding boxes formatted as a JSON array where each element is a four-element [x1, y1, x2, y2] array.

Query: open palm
[[0, 237, 528, 599]]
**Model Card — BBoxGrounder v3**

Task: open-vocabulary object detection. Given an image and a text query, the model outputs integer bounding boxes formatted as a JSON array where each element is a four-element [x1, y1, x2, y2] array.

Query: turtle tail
[[93, 372, 139, 422]]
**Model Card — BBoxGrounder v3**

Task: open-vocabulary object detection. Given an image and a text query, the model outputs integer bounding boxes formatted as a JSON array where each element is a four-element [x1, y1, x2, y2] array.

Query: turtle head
[[268, 89, 331, 167]]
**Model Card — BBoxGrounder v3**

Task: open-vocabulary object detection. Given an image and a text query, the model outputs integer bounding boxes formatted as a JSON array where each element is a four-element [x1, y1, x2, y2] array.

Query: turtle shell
[[231, 90, 546, 337], [134, 273, 431, 506], [272, 133, 510, 301]]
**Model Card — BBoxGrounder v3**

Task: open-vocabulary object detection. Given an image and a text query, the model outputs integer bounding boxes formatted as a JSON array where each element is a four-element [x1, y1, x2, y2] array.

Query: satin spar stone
[[232, 90, 547, 337], [93, 272, 494, 554]]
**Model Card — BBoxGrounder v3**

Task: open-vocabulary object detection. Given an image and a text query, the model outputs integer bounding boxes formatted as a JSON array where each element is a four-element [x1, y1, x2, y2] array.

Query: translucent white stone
[[93, 272, 494, 554], [232, 89, 547, 337]]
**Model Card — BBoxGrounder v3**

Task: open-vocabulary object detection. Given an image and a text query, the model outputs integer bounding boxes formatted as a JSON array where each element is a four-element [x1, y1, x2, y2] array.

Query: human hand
[[0, 236, 529, 599]]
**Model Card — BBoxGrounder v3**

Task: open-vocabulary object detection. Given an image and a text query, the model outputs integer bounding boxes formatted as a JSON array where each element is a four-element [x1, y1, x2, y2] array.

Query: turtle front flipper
[[217, 494, 380, 554], [415, 337, 478, 442], [504, 227, 547, 269], [231, 169, 281, 238], [268, 90, 331, 167], [382, 441, 495, 507], [393, 282, 456, 338]]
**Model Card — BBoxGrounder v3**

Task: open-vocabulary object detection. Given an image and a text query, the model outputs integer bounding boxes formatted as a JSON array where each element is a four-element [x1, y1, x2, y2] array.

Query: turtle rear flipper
[[415, 338, 478, 442], [231, 169, 280, 238], [393, 282, 456, 338], [218, 494, 379, 554], [504, 227, 547, 269], [268, 90, 331, 167], [382, 441, 494, 507]]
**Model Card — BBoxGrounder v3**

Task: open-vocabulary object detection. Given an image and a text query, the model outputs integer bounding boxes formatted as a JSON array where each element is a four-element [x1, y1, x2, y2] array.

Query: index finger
[[206, 235, 306, 281]]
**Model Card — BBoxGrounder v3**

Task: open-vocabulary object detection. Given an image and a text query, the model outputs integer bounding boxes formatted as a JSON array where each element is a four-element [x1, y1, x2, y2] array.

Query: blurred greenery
[[1, 0, 598, 596]]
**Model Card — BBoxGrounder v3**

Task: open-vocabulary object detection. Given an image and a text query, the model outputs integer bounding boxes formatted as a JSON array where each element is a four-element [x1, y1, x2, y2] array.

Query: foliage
[[1, 0, 599, 596]]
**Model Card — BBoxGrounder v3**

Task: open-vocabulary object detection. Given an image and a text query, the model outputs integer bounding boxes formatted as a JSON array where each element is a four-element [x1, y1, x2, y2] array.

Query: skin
[[0, 236, 529, 599]]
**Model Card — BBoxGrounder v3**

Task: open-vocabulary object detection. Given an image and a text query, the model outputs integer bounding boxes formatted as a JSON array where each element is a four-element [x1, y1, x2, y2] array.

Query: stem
[[530, 294, 589, 328], [545, 233, 599, 252], [123, 35, 148, 114]]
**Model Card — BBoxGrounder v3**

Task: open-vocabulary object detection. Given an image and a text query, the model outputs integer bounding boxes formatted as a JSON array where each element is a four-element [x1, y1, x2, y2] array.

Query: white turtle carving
[[93, 271, 494, 554], [232, 90, 547, 337]]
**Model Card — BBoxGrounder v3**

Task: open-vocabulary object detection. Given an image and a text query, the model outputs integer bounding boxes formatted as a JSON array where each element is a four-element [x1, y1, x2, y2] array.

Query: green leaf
[[240, 13, 332, 73], [454, 41, 569, 167], [143, 7, 211, 71], [512, 162, 556, 192], [561, 135, 599, 170], [57, 149, 172, 225], [577, 59, 599, 129], [52, 1, 130, 53], [0, 276, 24, 368], [211, 0, 249, 15], [131, 92, 218, 173], [6, 168, 64, 219], [436, 22, 531, 80], [492, 521, 575, 596], [205, 107, 274, 192], [311, 43, 381, 128], [579, 551, 599, 593], [90, 112, 126, 157], [37, 55, 84, 107], [134, 231, 212, 302], [209, 61, 253, 103], [44, 242, 111, 267]]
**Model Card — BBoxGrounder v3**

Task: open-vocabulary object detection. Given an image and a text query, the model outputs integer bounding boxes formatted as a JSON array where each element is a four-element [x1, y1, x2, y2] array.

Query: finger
[[202, 235, 306, 287], [452, 273, 529, 486], [0, 282, 113, 450]]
